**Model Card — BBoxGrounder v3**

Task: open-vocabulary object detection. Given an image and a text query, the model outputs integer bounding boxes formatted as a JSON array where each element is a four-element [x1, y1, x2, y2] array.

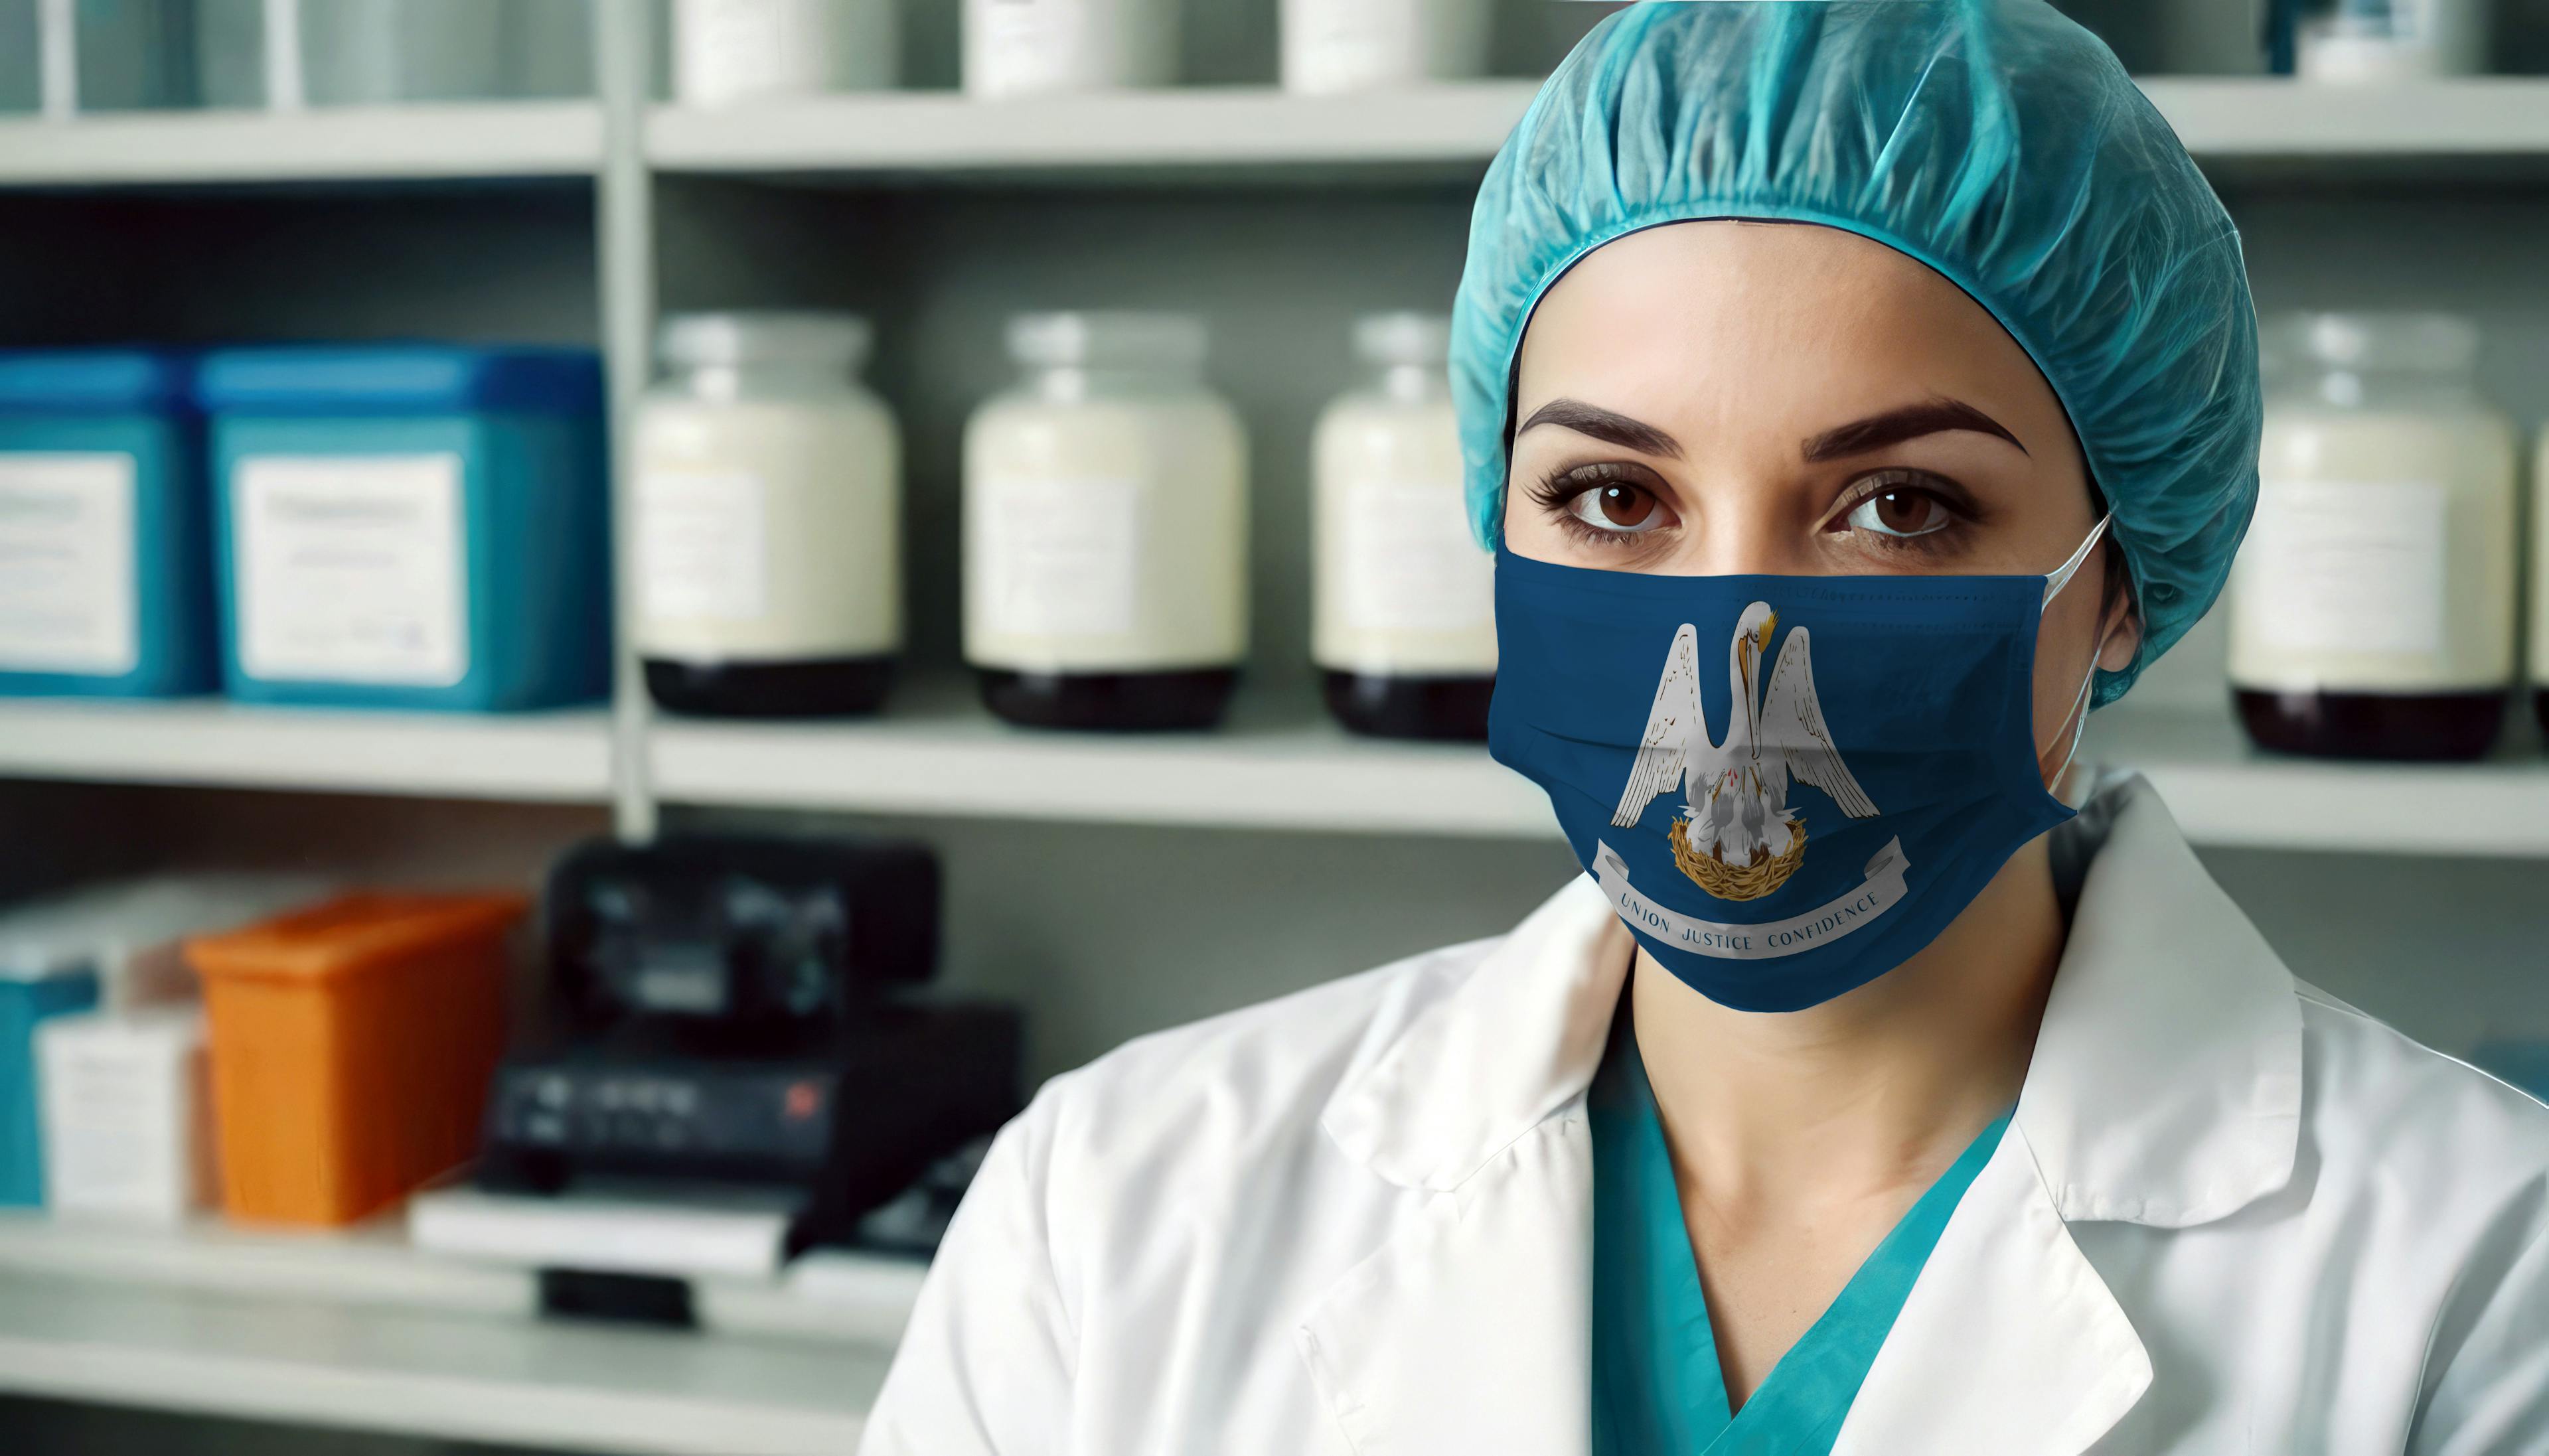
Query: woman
[[864, 5, 2549, 1453]]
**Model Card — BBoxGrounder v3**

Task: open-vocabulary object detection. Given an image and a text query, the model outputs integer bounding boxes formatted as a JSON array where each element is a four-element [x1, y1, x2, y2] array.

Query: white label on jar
[[982, 475, 1142, 638], [639, 469, 769, 626], [970, 0, 1093, 94], [2242, 479, 2447, 656], [235, 455, 468, 686], [0, 454, 139, 676], [1285, 0, 1423, 92], [1346, 481, 1492, 634], [675, 0, 822, 105]]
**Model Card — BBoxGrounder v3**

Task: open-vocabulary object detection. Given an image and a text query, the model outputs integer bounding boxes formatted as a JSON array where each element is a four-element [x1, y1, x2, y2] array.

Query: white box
[[36, 1006, 214, 1224]]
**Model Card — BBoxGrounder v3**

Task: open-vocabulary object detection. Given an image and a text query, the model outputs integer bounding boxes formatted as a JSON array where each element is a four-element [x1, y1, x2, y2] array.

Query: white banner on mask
[[1591, 837, 1912, 960]]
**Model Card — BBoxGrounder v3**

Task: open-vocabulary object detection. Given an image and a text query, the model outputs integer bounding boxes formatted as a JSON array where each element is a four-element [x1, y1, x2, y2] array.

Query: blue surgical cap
[[1453, 0, 2262, 703]]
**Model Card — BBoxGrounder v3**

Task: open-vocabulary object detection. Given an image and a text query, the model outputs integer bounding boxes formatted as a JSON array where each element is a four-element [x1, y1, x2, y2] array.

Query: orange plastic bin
[[187, 892, 525, 1226]]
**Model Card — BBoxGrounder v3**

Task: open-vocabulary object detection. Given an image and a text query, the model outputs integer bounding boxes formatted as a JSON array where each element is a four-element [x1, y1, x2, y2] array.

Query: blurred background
[[1, 0, 2548, 1451]]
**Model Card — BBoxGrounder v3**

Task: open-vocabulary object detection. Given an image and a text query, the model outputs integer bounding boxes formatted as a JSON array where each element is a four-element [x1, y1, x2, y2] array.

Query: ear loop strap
[[2040, 514, 2112, 609], [2037, 514, 2116, 798]]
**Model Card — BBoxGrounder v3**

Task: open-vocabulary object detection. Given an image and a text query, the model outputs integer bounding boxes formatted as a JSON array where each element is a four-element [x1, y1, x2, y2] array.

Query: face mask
[[1489, 520, 2112, 1013]]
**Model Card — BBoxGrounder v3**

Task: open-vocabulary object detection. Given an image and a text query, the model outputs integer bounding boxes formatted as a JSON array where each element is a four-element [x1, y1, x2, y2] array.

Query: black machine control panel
[[489, 1063, 836, 1171]]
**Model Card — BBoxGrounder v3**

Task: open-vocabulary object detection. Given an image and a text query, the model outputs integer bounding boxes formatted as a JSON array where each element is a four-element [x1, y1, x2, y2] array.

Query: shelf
[[0, 699, 615, 804], [0, 102, 603, 188], [2138, 76, 2549, 161], [650, 680, 1555, 837], [2086, 708, 2549, 858], [0, 1212, 921, 1454], [654, 688, 2549, 856], [0, 1272, 881, 1456], [648, 82, 1544, 179], [649, 78, 2549, 181], [1, 78, 2542, 191]]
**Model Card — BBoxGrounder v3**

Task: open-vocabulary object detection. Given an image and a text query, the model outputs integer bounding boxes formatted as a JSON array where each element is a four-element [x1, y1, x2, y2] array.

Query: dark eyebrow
[[1516, 398, 1685, 459], [1802, 400, 2029, 462]]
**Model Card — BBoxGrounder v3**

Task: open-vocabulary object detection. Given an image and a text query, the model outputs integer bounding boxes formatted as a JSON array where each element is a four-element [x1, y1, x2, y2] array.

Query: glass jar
[[301, 0, 505, 106], [37, 0, 196, 115], [0, 1, 37, 113], [2228, 313, 2517, 761], [963, 313, 1248, 731], [1312, 313, 1495, 741], [962, 0, 1176, 98], [635, 312, 903, 718], [1279, 0, 1490, 95], [198, 0, 567, 107], [672, 0, 898, 108]]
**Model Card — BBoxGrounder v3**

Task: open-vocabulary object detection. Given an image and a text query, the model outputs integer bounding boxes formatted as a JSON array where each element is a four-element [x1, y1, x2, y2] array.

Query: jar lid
[[196, 346, 603, 416], [2273, 312, 2479, 375], [660, 312, 874, 373], [1008, 312, 1208, 371], [1354, 313, 1451, 368], [0, 349, 192, 417]]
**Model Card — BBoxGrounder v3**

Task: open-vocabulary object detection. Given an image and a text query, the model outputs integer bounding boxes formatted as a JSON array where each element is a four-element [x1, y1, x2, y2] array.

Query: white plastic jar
[[1312, 313, 1496, 740], [635, 312, 903, 718], [963, 312, 1248, 731], [2228, 313, 2516, 761], [672, 0, 899, 108], [962, 0, 1176, 98], [1279, 0, 1490, 96]]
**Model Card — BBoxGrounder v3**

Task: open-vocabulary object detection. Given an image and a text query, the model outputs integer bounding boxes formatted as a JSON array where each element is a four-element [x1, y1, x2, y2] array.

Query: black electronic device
[[475, 834, 1022, 1256]]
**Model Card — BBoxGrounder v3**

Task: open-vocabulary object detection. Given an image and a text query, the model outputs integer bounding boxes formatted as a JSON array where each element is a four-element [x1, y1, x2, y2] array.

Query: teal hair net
[[1453, 0, 2262, 703]]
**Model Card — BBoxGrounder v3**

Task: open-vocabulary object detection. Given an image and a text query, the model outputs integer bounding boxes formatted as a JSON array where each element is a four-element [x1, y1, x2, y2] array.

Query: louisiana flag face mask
[[1489, 522, 2110, 1013]]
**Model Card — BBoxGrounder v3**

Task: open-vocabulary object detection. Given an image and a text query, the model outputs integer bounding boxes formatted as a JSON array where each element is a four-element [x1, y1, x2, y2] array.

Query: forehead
[[1513, 221, 2062, 440]]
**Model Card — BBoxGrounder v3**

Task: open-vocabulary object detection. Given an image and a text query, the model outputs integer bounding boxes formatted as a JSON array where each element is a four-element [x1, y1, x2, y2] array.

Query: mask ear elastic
[[2040, 514, 2113, 610]]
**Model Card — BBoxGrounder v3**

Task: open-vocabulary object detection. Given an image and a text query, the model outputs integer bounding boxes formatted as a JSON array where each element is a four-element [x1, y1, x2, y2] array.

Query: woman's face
[[1504, 220, 2141, 777]]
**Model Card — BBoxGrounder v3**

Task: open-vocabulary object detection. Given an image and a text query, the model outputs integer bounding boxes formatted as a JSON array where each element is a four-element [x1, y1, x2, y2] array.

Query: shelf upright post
[[595, 0, 660, 843]]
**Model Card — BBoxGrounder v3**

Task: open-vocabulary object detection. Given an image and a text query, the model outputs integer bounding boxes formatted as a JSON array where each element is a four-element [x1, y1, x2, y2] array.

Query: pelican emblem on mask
[[1611, 605, 1881, 901]]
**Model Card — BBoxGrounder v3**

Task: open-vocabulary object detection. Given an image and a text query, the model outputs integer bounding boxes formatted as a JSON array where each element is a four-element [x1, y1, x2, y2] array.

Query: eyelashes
[[1525, 461, 1984, 557]]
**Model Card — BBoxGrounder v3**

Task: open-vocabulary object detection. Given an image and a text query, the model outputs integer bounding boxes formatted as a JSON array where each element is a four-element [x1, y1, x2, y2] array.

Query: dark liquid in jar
[[1323, 672, 1494, 742], [645, 654, 896, 718], [979, 667, 1239, 731], [2234, 688, 2505, 762]]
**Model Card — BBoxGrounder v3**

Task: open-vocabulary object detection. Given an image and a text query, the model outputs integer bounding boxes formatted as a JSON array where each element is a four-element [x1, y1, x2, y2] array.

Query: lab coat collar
[[1305, 776, 2295, 1453], [1319, 773, 2302, 1228]]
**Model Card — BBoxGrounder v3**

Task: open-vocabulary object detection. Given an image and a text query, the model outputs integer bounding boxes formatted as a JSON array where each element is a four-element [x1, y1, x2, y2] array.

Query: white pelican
[[1610, 603, 1881, 867]]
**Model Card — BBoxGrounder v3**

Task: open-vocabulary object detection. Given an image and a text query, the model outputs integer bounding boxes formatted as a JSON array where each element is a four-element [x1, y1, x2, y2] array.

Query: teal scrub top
[[1589, 1011, 2011, 1455]]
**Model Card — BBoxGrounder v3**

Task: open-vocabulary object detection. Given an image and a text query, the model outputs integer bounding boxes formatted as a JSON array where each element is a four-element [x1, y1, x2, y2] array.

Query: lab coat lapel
[[1829, 1133, 2153, 1456], [1301, 878, 1630, 1456], [1295, 1111, 1597, 1456], [1835, 776, 2299, 1453]]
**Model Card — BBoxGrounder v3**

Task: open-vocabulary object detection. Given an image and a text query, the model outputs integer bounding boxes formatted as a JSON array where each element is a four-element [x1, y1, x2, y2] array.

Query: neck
[[1631, 834, 2063, 1215]]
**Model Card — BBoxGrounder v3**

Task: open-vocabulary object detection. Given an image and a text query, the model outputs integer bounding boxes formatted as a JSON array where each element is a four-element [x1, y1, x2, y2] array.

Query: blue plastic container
[[200, 346, 611, 711], [0, 349, 216, 698], [0, 926, 99, 1208]]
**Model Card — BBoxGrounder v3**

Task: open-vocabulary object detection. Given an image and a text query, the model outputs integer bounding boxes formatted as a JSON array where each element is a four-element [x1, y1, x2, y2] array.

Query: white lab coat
[[861, 777, 2549, 1454]]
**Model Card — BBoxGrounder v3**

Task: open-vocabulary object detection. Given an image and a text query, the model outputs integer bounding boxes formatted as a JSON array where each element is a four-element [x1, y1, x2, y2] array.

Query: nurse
[[864, 5, 2549, 1453]]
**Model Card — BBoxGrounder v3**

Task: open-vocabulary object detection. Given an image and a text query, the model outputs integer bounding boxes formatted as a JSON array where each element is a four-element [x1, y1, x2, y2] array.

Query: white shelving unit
[[0, 699, 614, 804], [0, 1212, 919, 1453], [0, 102, 603, 187], [8, 36, 2549, 1453]]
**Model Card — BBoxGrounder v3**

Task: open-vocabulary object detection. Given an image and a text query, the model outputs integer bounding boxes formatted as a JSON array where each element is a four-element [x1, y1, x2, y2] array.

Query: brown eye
[[1568, 482, 1673, 535], [1843, 486, 1952, 539]]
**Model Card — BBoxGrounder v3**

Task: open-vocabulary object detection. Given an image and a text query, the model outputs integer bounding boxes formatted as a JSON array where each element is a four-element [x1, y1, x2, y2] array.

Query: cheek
[[2027, 569, 2105, 753]]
